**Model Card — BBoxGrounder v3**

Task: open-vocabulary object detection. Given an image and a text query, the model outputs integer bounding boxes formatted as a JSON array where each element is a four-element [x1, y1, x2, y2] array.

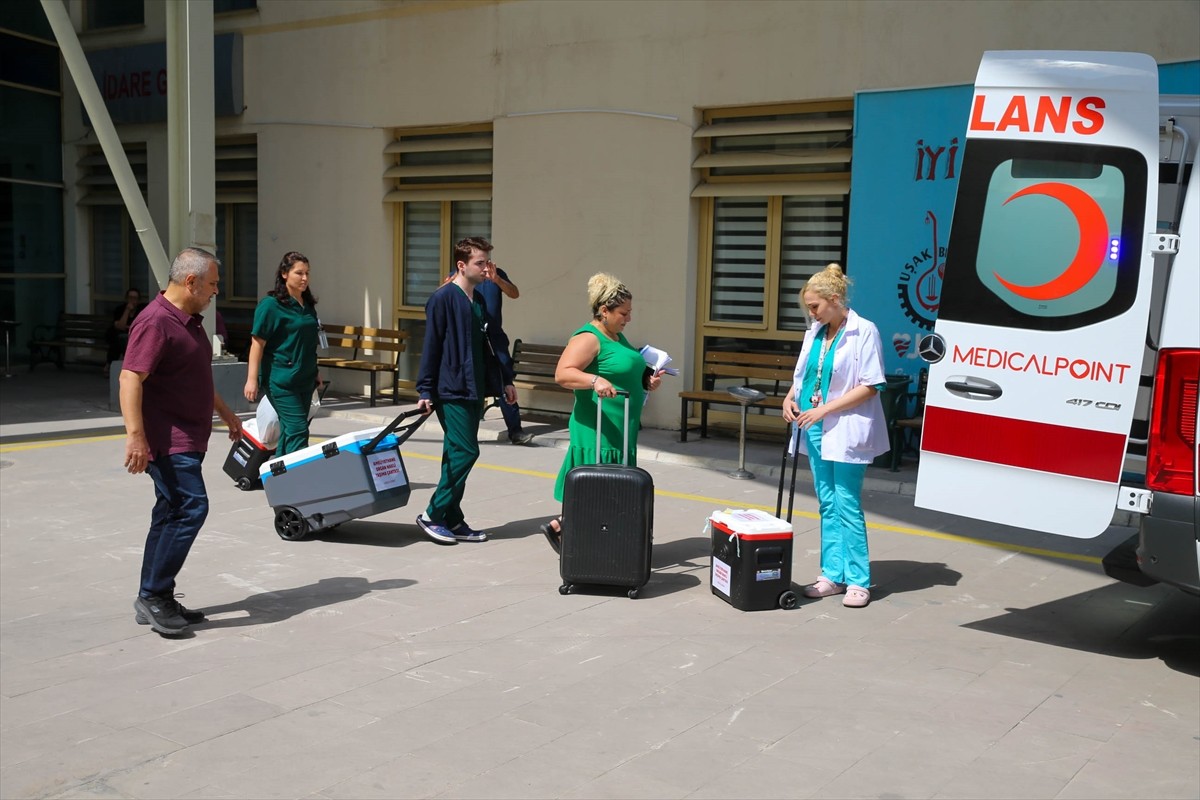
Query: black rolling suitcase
[[559, 390, 654, 599]]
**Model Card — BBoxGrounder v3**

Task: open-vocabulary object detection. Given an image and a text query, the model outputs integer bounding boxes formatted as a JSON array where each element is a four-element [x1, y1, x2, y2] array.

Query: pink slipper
[[803, 577, 845, 598], [842, 585, 871, 608]]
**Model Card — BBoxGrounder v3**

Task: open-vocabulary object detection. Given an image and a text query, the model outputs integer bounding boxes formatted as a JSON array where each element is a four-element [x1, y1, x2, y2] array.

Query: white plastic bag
[[255, 394, 281, 447]]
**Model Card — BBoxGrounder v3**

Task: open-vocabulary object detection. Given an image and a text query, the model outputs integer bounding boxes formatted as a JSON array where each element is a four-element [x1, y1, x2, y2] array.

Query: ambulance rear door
[[914, 51, 1162, 537]]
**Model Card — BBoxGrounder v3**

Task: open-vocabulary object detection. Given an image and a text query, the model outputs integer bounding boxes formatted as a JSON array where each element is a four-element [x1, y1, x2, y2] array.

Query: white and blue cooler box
[[260, 425, 410, 540], [710, 509, 799, 611]]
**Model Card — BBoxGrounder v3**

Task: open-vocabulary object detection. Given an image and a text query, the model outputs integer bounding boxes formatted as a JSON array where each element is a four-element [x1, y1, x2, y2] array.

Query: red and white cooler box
[[222, 419, 275, 491], [709, 509, 798, 611]]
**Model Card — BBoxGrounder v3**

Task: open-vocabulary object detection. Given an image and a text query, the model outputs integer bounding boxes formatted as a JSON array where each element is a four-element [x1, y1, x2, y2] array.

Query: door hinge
[[1116, 485, 1152, 515], [1146, 233, 1179, 256]]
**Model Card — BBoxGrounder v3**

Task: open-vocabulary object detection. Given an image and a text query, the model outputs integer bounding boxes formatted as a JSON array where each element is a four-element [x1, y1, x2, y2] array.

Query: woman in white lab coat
[[782, 264, 890, 608]]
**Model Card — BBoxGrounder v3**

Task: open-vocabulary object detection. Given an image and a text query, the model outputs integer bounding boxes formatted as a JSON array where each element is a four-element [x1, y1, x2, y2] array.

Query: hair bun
[[587, 272, 632, 318]]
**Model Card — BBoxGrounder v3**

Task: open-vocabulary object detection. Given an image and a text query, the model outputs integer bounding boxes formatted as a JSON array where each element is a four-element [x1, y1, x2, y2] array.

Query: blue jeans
[[140, 452, 209, 599], [497, 393, 524, 435], [804, 424, 870, 588]]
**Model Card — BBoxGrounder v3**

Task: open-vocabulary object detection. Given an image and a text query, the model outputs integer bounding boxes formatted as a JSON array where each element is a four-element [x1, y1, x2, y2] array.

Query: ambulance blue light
[[1109, 237, 1120, 262]]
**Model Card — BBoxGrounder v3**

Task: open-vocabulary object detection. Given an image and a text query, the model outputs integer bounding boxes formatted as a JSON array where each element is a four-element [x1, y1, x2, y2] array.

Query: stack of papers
[[640, 344, 679, 376]]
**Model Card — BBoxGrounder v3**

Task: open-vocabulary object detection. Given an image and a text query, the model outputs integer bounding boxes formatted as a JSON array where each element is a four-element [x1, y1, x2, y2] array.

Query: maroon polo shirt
[[122, 292, 215, 459]]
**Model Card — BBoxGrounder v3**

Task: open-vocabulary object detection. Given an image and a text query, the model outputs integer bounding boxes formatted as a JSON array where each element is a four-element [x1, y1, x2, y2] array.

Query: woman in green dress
[[540, 273, 663, 553], [243, 251, 322, 456]]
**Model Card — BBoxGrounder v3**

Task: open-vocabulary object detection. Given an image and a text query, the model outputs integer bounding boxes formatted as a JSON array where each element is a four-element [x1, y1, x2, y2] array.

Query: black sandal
[[539, 519, 562, 554]]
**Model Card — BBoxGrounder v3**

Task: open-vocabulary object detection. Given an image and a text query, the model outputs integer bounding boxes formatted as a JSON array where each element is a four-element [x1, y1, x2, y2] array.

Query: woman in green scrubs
[[244, 251, 321, 455]]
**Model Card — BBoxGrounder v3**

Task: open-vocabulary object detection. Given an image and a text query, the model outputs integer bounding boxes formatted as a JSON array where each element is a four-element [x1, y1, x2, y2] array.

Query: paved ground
[[1, 368, 1197, 799]]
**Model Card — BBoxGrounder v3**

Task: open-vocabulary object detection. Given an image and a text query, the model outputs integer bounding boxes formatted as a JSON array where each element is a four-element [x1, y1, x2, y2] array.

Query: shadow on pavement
[[299, 519, 425, 547], [197, 576, 416, 628], [557, 572, 703, 600], [871, 559, 963, 600], [963, 582, 1200, 676], [652, 535, 711, 571], [0, 366, 117, 425]]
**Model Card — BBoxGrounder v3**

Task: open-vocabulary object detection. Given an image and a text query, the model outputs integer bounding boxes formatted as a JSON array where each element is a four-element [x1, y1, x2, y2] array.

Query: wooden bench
[[28, 313, 111, 371], [507, 339, 572, 414], [678, 351, 796, 442], [317, 324, 410, 407]]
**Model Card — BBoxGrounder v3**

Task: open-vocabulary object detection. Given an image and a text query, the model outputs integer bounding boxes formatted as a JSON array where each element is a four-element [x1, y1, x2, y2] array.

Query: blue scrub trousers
[[804, 424, 870, 588]]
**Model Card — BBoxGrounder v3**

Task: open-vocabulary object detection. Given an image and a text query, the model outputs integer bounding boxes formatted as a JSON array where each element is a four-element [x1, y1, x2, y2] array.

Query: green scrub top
[[470, 290, 487, 398], [797, 325, 886, 418], [251, 295, 320, 391], [798, 327, 845, 413], [552, 324, 648, 502]]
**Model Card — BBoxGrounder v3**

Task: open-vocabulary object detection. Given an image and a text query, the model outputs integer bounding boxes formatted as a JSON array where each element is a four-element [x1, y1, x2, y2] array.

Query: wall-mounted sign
[[84, 33, 243, 124], [847, 84, 972, 380]]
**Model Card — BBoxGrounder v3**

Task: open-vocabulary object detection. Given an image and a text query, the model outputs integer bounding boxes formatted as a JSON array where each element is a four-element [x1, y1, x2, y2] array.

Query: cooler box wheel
[[274, 506, 309, 541]]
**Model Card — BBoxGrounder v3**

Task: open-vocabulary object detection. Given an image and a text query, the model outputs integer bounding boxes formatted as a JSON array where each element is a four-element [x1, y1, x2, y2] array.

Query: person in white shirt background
[[782, 263, 890, 609]]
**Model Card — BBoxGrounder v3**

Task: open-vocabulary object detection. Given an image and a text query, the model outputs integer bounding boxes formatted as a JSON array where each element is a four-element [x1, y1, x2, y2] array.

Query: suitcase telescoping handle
[[362, 408, 429, 455], [594, 388, 632, 466], [774, 423, 801, 522]]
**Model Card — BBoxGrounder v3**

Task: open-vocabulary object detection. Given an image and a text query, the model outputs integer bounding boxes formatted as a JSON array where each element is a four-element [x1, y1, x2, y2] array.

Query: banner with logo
[[847, 84, 974, 380]]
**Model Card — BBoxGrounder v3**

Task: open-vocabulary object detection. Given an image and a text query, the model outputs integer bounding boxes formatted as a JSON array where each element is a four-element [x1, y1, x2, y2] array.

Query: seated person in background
[[105, 288, 145, 377]]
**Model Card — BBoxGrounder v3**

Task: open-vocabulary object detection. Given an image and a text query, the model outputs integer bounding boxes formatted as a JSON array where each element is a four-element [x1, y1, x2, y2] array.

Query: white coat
[[791, 308, 891, 464]]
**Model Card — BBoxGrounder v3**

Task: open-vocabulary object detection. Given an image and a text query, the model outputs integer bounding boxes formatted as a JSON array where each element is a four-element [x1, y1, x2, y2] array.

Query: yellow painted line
[[1, 435, 1103, 566], [0, 433, 126, 453], [416, 452, 1103, 565], [633, 486, 1100, 564]]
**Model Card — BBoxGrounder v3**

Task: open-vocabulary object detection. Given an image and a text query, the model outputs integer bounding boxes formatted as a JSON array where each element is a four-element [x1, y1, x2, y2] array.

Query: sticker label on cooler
[[366, 449, 407, 491], [712, 557, 732, 596], [756, 569, 782, 582]]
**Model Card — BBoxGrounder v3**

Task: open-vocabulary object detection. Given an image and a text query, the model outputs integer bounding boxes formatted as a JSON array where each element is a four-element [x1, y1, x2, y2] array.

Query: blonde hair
[[802, 262, 851, 307], [587, 272, 632, 318]]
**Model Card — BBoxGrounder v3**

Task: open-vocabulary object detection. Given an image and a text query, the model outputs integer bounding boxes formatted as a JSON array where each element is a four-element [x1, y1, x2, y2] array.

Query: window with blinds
[[79, 144, 151, 304], [694, 102, 852, 340], [385, 125, 492, 314], [215, 138, 258, 304]]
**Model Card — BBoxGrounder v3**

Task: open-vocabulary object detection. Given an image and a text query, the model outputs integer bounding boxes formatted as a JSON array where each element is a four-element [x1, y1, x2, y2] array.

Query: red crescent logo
[[992, 182, 1109, 301]]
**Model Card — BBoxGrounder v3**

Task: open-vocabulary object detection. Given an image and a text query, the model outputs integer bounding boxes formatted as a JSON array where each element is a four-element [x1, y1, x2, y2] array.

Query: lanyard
[[810, 330, 836, 406]]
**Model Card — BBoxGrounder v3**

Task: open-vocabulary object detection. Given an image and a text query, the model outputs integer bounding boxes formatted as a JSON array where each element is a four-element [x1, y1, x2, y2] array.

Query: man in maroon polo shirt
[[119, 247, 242, 636]]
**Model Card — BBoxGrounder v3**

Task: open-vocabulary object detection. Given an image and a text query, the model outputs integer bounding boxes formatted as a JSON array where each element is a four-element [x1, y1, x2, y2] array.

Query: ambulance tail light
[[1145, 348, 1199, 496]]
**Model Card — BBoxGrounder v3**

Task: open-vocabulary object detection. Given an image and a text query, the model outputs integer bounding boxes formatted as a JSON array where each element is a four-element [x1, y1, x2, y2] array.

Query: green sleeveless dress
[[552, 324, 647, 502]]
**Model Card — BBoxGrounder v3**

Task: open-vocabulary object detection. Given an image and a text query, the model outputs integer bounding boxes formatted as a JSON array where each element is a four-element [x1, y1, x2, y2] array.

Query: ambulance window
[[940, 140, 1147, 331], [1010, 159, 1102, 180]]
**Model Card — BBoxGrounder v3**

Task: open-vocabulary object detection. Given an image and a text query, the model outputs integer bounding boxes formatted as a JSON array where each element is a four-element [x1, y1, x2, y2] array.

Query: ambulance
[[914, 51, 1199, 595]]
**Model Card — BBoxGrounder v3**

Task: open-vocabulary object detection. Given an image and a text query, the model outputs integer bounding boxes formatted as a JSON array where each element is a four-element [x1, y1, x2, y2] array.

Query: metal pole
[[729, 403, 755, 480], [39, 0, 170, 288], [167, 0, 217, 342]]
